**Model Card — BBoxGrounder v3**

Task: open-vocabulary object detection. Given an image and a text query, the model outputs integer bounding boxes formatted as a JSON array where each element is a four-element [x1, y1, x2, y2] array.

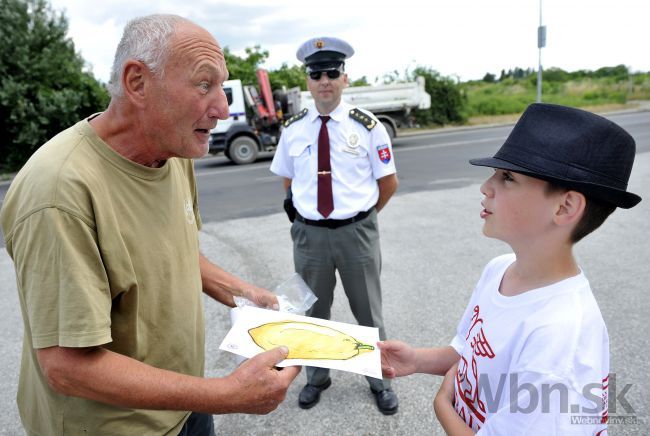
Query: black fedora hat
[[470, 103, 641, 208]]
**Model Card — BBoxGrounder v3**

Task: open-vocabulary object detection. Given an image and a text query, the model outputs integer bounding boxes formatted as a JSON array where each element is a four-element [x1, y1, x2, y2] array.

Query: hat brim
[[470, 157, 641, 209], [306, 62, 344, 73]]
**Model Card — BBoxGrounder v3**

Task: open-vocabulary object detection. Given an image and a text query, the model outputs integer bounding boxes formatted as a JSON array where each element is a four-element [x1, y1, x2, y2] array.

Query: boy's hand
[[434, 363, 473, 435], [377, 340, 418, 378], [436, 362, 458, 406]]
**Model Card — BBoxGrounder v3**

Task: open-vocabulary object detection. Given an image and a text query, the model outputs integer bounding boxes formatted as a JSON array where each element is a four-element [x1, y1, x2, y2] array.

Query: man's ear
[[554, 190, 586, 227], [122, 60, 149, 108], [343, 72, 349, 88]]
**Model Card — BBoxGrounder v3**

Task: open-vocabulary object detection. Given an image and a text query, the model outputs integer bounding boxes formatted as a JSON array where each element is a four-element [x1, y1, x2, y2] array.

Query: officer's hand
[[242, 285, 279, 310], [377, 340, 418, 378], [226, 346, 300, 414]]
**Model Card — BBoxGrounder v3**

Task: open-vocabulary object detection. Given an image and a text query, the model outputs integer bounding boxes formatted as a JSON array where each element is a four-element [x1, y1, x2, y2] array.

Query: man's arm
[[375, 173, 398, 212], [36, 345, 300, 415], [200, 253, 278, 309]]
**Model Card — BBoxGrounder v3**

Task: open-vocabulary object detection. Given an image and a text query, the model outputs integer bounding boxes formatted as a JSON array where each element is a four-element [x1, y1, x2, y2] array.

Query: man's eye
[[501, 172, 514, 182], [199, 82, 210, 92]]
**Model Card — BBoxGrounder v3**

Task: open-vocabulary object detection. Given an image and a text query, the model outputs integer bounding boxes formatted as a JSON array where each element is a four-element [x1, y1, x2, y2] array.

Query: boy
[[379, 103, 641, 434]]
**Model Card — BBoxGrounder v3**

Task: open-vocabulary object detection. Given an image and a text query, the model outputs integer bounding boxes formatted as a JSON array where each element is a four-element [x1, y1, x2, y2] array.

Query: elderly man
[[1, 14, 299, 435], [270, 37, 399, 415]]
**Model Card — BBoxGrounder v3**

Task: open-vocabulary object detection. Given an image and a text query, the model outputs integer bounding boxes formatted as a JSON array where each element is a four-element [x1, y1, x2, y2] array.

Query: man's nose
[[209, 90, 230, 120]]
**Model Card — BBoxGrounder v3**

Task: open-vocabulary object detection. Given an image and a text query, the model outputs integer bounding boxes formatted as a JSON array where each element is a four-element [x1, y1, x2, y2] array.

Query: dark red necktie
[[317, 115, 334, 218]]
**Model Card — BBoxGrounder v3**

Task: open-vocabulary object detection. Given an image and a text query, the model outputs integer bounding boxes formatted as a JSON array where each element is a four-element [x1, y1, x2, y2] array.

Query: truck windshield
[[224, 87, 233, 106]]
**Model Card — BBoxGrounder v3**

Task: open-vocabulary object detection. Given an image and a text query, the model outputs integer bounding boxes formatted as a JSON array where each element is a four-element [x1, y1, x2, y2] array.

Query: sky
[[48, 0, 650, 85]]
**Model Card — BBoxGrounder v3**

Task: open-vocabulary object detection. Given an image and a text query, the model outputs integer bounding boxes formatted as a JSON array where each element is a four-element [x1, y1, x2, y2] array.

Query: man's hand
[[242, 285, 279, 310], [377, 340, 418, 378], [223, 346, 301, 414], [199, 253, 278, 309]]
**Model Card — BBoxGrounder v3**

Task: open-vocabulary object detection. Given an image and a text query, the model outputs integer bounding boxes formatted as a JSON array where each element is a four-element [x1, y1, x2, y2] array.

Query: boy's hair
[[545, 183, 616, 243]]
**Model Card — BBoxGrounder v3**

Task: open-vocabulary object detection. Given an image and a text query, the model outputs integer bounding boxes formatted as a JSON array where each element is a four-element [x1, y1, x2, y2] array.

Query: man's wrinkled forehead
[[169, 24, 226, 69]]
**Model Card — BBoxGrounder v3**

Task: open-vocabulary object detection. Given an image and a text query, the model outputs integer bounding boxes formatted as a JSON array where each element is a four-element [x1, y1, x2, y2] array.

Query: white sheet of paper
[[219, 306, 382, 379]]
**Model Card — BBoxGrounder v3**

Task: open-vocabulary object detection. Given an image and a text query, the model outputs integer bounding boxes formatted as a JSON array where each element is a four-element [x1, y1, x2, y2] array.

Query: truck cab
[[209, 80, 261, 164]]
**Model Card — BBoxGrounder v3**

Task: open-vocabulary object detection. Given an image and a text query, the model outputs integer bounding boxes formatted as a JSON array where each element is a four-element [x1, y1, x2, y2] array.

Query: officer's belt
[[295, 207, 373, 229]]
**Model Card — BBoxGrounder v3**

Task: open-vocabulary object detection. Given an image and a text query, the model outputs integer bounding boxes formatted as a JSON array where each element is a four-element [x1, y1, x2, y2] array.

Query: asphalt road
[[0, 110, 648, 434], [191, 110, 650, 223]]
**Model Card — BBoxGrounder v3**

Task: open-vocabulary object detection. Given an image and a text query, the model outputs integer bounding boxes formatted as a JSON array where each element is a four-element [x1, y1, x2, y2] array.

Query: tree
[[223, 45, 269, 86], [268, 63, 306, 90], [0, 0, 109, 172], [482, 73, 497, 83], [410, 66, 466, 125]]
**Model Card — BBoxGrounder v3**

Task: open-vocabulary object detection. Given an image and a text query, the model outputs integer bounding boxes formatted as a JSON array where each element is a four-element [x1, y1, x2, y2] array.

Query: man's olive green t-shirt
[[0, 117, 204, 435]]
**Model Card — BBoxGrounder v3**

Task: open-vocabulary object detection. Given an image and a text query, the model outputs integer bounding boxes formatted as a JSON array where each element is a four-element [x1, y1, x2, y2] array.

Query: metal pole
[[537, 0, 544, 103]]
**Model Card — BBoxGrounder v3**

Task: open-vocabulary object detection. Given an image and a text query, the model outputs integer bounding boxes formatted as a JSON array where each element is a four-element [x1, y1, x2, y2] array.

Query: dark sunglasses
[[309, 70, 342, 81]]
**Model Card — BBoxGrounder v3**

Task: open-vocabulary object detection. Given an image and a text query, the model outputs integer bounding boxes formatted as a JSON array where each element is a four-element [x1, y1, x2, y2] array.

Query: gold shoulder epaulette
[[283, 108, 309, 128], [349, 108, 377, 131]]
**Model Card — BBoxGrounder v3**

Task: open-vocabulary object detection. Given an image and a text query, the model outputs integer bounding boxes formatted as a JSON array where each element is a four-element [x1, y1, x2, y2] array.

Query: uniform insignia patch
[[347, 133, 360, 148], [283, 108, 308, 128], [377, 144, 391, 164], [349, 108, 377, 131]]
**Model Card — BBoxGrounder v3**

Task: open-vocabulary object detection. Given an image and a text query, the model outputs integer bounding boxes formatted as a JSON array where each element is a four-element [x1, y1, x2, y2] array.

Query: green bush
[[461, 66, 648, 118]]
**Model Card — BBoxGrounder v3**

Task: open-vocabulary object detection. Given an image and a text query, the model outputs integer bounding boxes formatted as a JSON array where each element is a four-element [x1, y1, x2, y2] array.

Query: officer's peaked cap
[[296, 37, 354, 72]]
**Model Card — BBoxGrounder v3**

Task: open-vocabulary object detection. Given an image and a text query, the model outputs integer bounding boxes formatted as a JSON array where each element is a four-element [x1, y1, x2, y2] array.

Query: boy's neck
[[499, 245, 579, 297]]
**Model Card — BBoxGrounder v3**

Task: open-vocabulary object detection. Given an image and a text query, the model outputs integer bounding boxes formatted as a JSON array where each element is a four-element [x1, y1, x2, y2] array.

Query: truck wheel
[[381, 121, 396, 140], [228, 136, 259, 165]]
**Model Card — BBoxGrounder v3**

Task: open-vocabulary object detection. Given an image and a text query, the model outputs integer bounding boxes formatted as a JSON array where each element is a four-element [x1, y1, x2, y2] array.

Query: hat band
[[495, 146, 629, 190]]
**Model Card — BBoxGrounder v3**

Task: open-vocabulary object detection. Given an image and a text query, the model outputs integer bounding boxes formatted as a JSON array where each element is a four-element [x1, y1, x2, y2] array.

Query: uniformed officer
[[270, 37, 399, 415]]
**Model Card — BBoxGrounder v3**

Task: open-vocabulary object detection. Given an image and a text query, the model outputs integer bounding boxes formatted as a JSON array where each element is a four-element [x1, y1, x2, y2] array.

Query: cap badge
[[315, 39, 325, 49]]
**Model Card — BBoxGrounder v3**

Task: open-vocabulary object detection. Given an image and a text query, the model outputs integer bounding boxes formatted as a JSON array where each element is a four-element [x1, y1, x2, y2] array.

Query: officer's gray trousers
[[291, 209, 389, 392]]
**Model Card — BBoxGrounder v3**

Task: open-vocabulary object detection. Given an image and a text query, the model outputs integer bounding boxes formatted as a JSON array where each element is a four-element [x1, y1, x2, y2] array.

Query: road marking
[[196, 163, 271, 177], [428, 177, 482, 185], [195, 130, 649, 178], [396, 136, 505, 152], [254, 175, 281, 182]]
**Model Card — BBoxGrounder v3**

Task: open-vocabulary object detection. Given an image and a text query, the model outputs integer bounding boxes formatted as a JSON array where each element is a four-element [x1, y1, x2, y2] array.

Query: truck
[[209, 69, 431, 165]]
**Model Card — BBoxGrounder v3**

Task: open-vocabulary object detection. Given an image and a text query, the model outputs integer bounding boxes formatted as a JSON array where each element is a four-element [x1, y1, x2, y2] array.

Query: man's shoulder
[[283, 108, 309, 128], [1, 122, 101, 221], [348, 107, 378, 131]]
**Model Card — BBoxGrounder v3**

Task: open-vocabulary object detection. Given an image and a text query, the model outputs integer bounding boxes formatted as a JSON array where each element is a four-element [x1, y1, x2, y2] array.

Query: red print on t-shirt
[[454, 305, 495, 430]]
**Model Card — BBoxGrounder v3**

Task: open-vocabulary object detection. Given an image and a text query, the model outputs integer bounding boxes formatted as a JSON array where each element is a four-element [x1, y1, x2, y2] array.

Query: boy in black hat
[[378, 103, 641, 434]]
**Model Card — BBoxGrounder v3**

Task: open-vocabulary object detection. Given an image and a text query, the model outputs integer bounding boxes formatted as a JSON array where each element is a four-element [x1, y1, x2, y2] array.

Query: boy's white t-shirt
[[450, 254, 609, 435]]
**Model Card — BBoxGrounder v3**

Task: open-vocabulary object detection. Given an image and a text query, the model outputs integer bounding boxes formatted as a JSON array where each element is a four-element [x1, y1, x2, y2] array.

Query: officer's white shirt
[[270, 101, 397, 220]]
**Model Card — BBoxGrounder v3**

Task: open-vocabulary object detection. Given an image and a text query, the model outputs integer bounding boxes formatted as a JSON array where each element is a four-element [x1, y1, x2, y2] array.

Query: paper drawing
[[219, 306, 382, 379], [249, 321, 375, 360]]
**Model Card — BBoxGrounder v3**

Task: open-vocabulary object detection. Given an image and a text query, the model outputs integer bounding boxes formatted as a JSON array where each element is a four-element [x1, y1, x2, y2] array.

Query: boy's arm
[[434, 363, 474, 436], [379, 342, 459, 377]]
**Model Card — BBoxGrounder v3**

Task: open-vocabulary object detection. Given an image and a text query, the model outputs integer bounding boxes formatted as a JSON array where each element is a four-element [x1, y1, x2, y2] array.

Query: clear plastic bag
[[229, 273, 317, 364], [233, 272, 317, 315]]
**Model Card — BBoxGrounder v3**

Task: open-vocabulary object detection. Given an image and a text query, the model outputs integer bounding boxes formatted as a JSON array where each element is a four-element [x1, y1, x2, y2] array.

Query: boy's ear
[[554, 190, 586, 227]]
